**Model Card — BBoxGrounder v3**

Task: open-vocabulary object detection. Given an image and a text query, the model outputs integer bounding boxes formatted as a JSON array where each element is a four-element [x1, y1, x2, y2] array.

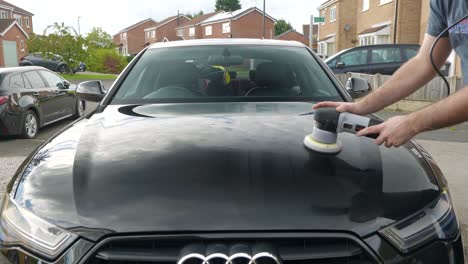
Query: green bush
[[126, 55, 136, 64], [87, 49, 128, 74]]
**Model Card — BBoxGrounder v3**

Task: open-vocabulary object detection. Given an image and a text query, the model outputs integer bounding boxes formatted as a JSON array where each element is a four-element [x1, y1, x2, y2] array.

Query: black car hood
[[13, 102, 439, 241]]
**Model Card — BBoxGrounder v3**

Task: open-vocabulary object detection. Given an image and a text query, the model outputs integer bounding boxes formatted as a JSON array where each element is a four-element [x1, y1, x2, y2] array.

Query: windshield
[[112, 45, 342, 104]]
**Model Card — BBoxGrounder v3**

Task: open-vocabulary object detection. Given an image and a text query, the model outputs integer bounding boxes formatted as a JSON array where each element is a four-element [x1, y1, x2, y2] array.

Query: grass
[[60, 73, 117, 80]]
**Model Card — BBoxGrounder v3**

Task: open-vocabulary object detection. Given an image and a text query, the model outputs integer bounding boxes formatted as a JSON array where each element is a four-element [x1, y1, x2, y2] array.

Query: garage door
[[3, 40, 18, 67]]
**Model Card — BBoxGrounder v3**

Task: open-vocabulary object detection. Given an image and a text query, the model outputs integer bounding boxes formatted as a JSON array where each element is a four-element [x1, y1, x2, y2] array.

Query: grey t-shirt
[[427, 0, 468, 85]]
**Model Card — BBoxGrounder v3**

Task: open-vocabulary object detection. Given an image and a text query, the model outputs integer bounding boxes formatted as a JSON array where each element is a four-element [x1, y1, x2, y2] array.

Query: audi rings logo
[[177, 243, 282, 264]]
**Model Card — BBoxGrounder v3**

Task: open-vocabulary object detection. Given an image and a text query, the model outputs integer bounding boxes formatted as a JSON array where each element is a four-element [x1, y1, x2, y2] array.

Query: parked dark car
[[325, 44, 420, 75], [0, 66, 85, 138], [19, 53, 70, 73], [0, 40, 463, 264]]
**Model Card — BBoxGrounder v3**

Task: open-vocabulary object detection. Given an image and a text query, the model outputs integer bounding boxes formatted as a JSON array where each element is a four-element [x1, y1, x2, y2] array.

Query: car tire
[[21, 110, 39, 139], [71, 100, 85, 119], [59, 65, 69, 74]]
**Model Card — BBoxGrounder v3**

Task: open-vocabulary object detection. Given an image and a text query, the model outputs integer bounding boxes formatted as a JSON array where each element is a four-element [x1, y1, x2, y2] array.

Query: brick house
[[175, 12, 219, 40], [356, 0, 422, 46], [317, 0, 358, 57], [198, 7, 276, 39], [302, 24, 318, 49], [0, 0, 33, 35], [144, 15, 191, 44], [0, 19, 28, 67], [275, 29, 309, 46], [114, 18, 158, 56]]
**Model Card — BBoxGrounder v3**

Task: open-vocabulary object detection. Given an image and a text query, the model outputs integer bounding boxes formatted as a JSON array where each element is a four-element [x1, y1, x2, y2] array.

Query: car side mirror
[[63, 80, 71, 88], [336, 62, 345, 69], [345, 77, 371, 99], [76, 80, 107, 102]]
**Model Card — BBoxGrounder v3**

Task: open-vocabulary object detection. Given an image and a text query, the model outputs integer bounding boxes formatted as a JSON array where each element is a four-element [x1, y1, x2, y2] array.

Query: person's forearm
[[357, 34, 452, 114], [408, 86, 468, 133], [359, 58, 437, 113]]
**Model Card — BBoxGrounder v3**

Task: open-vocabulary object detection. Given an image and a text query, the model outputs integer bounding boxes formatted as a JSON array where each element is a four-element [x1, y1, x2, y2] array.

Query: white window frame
[[20, 40, 25, 52], [0, 11, 8, 19], [329, 6, 336, 22], [151, 30, 155, 38], [222, 22, 231, 33], [380, 0, 392, 5], [145, 31, 150, 39], [362, 0, 369, 11], [205, 25, 212, 36], [14, 14, 22, 26], [25, 17, 30, 27], [177, 29, 183, 37], [122, 32, 127, 40], [189, 27, 195, 37]]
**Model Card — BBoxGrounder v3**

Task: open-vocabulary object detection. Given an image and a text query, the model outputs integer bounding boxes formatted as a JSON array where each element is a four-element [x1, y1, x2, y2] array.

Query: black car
[[325, 44, 420, 75], [0, 66, 85, 138], [20, 53, 70, 73], [0, 40, 463, 264]]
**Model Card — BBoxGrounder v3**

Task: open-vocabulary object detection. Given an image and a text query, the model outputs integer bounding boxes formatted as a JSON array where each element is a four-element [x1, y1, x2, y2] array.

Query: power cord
[[429, 13, 468, 97]]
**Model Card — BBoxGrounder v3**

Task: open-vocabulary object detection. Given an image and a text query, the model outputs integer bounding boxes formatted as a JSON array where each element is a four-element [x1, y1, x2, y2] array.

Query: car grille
[[83, 234, 378, 264]]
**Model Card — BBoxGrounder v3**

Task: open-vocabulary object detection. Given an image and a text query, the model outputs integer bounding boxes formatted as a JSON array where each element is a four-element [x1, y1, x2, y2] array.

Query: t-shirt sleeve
[[427, 0, 448, 37]]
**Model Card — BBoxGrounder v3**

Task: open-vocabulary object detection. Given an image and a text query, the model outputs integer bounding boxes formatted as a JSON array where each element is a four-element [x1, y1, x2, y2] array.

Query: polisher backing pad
[[303, 134, 342, 154]]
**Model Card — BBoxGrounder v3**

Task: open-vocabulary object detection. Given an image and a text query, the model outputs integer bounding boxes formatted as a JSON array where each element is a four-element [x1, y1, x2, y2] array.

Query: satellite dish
[[344, 24, 351, 31]]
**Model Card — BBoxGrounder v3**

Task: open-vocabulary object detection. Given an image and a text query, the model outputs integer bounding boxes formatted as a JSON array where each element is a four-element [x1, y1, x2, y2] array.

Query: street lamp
[[78, 16, 81, 36], [262, 0, 265, 39]]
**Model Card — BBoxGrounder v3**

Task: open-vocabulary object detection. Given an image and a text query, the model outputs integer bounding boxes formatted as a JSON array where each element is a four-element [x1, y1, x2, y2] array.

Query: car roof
[[147, 39, 307, 49], [0, 66, 47, 75]]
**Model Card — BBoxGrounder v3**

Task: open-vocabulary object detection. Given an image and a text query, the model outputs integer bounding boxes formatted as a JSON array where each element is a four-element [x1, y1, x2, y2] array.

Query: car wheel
[[59, 65, 69, 74], [21, 110, 39, 139], [71, 100, 85, 119]]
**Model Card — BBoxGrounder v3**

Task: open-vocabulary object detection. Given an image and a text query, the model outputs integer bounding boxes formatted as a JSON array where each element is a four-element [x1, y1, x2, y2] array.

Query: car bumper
[[0, 234, 464, 264]]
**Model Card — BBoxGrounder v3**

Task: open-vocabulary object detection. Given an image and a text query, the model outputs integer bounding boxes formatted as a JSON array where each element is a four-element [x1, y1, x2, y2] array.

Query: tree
[[275, 19, 293, 36], [215, 0, 241, 12], [85, 27, 115, 50], [33, 22, 87, 73]]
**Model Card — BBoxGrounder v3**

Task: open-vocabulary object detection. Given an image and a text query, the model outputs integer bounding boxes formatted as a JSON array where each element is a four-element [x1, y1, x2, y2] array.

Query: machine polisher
[[304, 107, 382, 154]]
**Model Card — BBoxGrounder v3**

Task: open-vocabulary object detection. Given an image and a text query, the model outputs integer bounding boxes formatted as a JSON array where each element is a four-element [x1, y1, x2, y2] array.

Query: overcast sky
[[8, 0, 321, 36]]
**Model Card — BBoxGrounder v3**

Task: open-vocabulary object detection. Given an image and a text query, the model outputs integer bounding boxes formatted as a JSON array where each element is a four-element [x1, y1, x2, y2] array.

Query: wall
[[396, 0, 422, 44], [276, 31, 309, 46], [419, 0, 430, 43], [127, 20, 158, 55], [202, 21, 231, 39], [338, 0, 358, 50], [156, 17, 190, 42], [231, 10, 275, 39], [0, 25, 28, 67], [357, 0, 395, 39], [318, 3, 339, 42]]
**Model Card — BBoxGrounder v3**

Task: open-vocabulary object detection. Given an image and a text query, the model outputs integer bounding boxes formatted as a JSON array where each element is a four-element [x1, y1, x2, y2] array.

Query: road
[[0, 97, 467, 261]]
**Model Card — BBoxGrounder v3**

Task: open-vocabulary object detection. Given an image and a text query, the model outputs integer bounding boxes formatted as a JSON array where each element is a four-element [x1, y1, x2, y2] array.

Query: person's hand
[[313, 101, 368, 115], [357, 115, 419, 148]]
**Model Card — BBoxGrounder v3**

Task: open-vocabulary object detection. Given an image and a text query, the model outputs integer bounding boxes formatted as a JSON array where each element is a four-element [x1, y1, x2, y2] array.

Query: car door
[[368, 47, 403, 75], [334, 48, 369, 74], [22, 70, 56, 124], [38, 70, 75, 119]]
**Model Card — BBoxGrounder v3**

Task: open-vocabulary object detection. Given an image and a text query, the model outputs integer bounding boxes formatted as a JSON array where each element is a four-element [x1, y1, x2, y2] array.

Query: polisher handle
[[366, 118, 383, 139], [338, 113, 383, 139]]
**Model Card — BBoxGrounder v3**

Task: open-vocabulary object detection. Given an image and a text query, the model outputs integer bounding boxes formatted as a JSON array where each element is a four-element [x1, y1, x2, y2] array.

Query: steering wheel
[[144, 86, 201, 99]]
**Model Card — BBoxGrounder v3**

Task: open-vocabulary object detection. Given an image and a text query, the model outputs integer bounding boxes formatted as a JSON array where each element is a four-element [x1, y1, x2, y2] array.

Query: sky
[[8, 0, 321, 36]]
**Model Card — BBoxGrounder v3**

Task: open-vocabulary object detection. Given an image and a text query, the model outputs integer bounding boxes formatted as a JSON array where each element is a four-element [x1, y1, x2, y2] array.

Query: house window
[[321, 11, 326, 25], [14, 15, 22, 26], [189, 27, 195, 37], [151, 30, 155, 38], [330, 7, 336, 22], [25, 17, 30, 27], [205, 26, 212, 36], [0, 11, 8, 19], [20, 40, 25, 52], [146, 31, 150, 39], [222, 22, 230, 33], [177, 29, 183, 37], [122, 32, 127, 40], [380, 0, 392, 5], [362, 0, 369, 11]]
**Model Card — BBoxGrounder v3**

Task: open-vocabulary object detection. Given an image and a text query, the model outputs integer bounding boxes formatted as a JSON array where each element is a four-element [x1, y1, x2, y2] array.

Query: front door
[[3, 40, 18, 67], [38, 70, 74, 119]]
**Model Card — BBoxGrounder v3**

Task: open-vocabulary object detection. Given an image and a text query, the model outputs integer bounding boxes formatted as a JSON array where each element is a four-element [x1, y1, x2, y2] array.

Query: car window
[[22, 74, 32, 89], [9, 74, 25, 89], [23, 71, 46, 88], [371, 48, 402, 64], [39, 70, 63, 88], [326, 58, 337, 68], [112, 45, 342, 104], [405, 47, 419, 60], [339, 49, 368, 66]]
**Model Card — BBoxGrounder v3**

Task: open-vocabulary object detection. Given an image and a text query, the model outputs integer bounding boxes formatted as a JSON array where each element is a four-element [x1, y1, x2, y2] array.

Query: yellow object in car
[[212, 65, 231, 85]]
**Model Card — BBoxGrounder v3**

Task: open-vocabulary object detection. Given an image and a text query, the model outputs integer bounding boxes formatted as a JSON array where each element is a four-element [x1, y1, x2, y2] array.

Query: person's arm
[[313, 34, 453, 114]]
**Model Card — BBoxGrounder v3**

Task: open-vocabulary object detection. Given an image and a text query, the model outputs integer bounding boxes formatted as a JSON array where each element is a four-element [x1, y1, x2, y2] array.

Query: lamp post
[[262, 0, 266, 39], [78, 16, 81, 36]]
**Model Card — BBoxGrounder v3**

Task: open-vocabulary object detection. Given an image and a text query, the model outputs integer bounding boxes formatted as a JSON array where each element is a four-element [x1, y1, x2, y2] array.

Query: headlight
[[379, 191, 459, 254], [0, 195, 77, 260]]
